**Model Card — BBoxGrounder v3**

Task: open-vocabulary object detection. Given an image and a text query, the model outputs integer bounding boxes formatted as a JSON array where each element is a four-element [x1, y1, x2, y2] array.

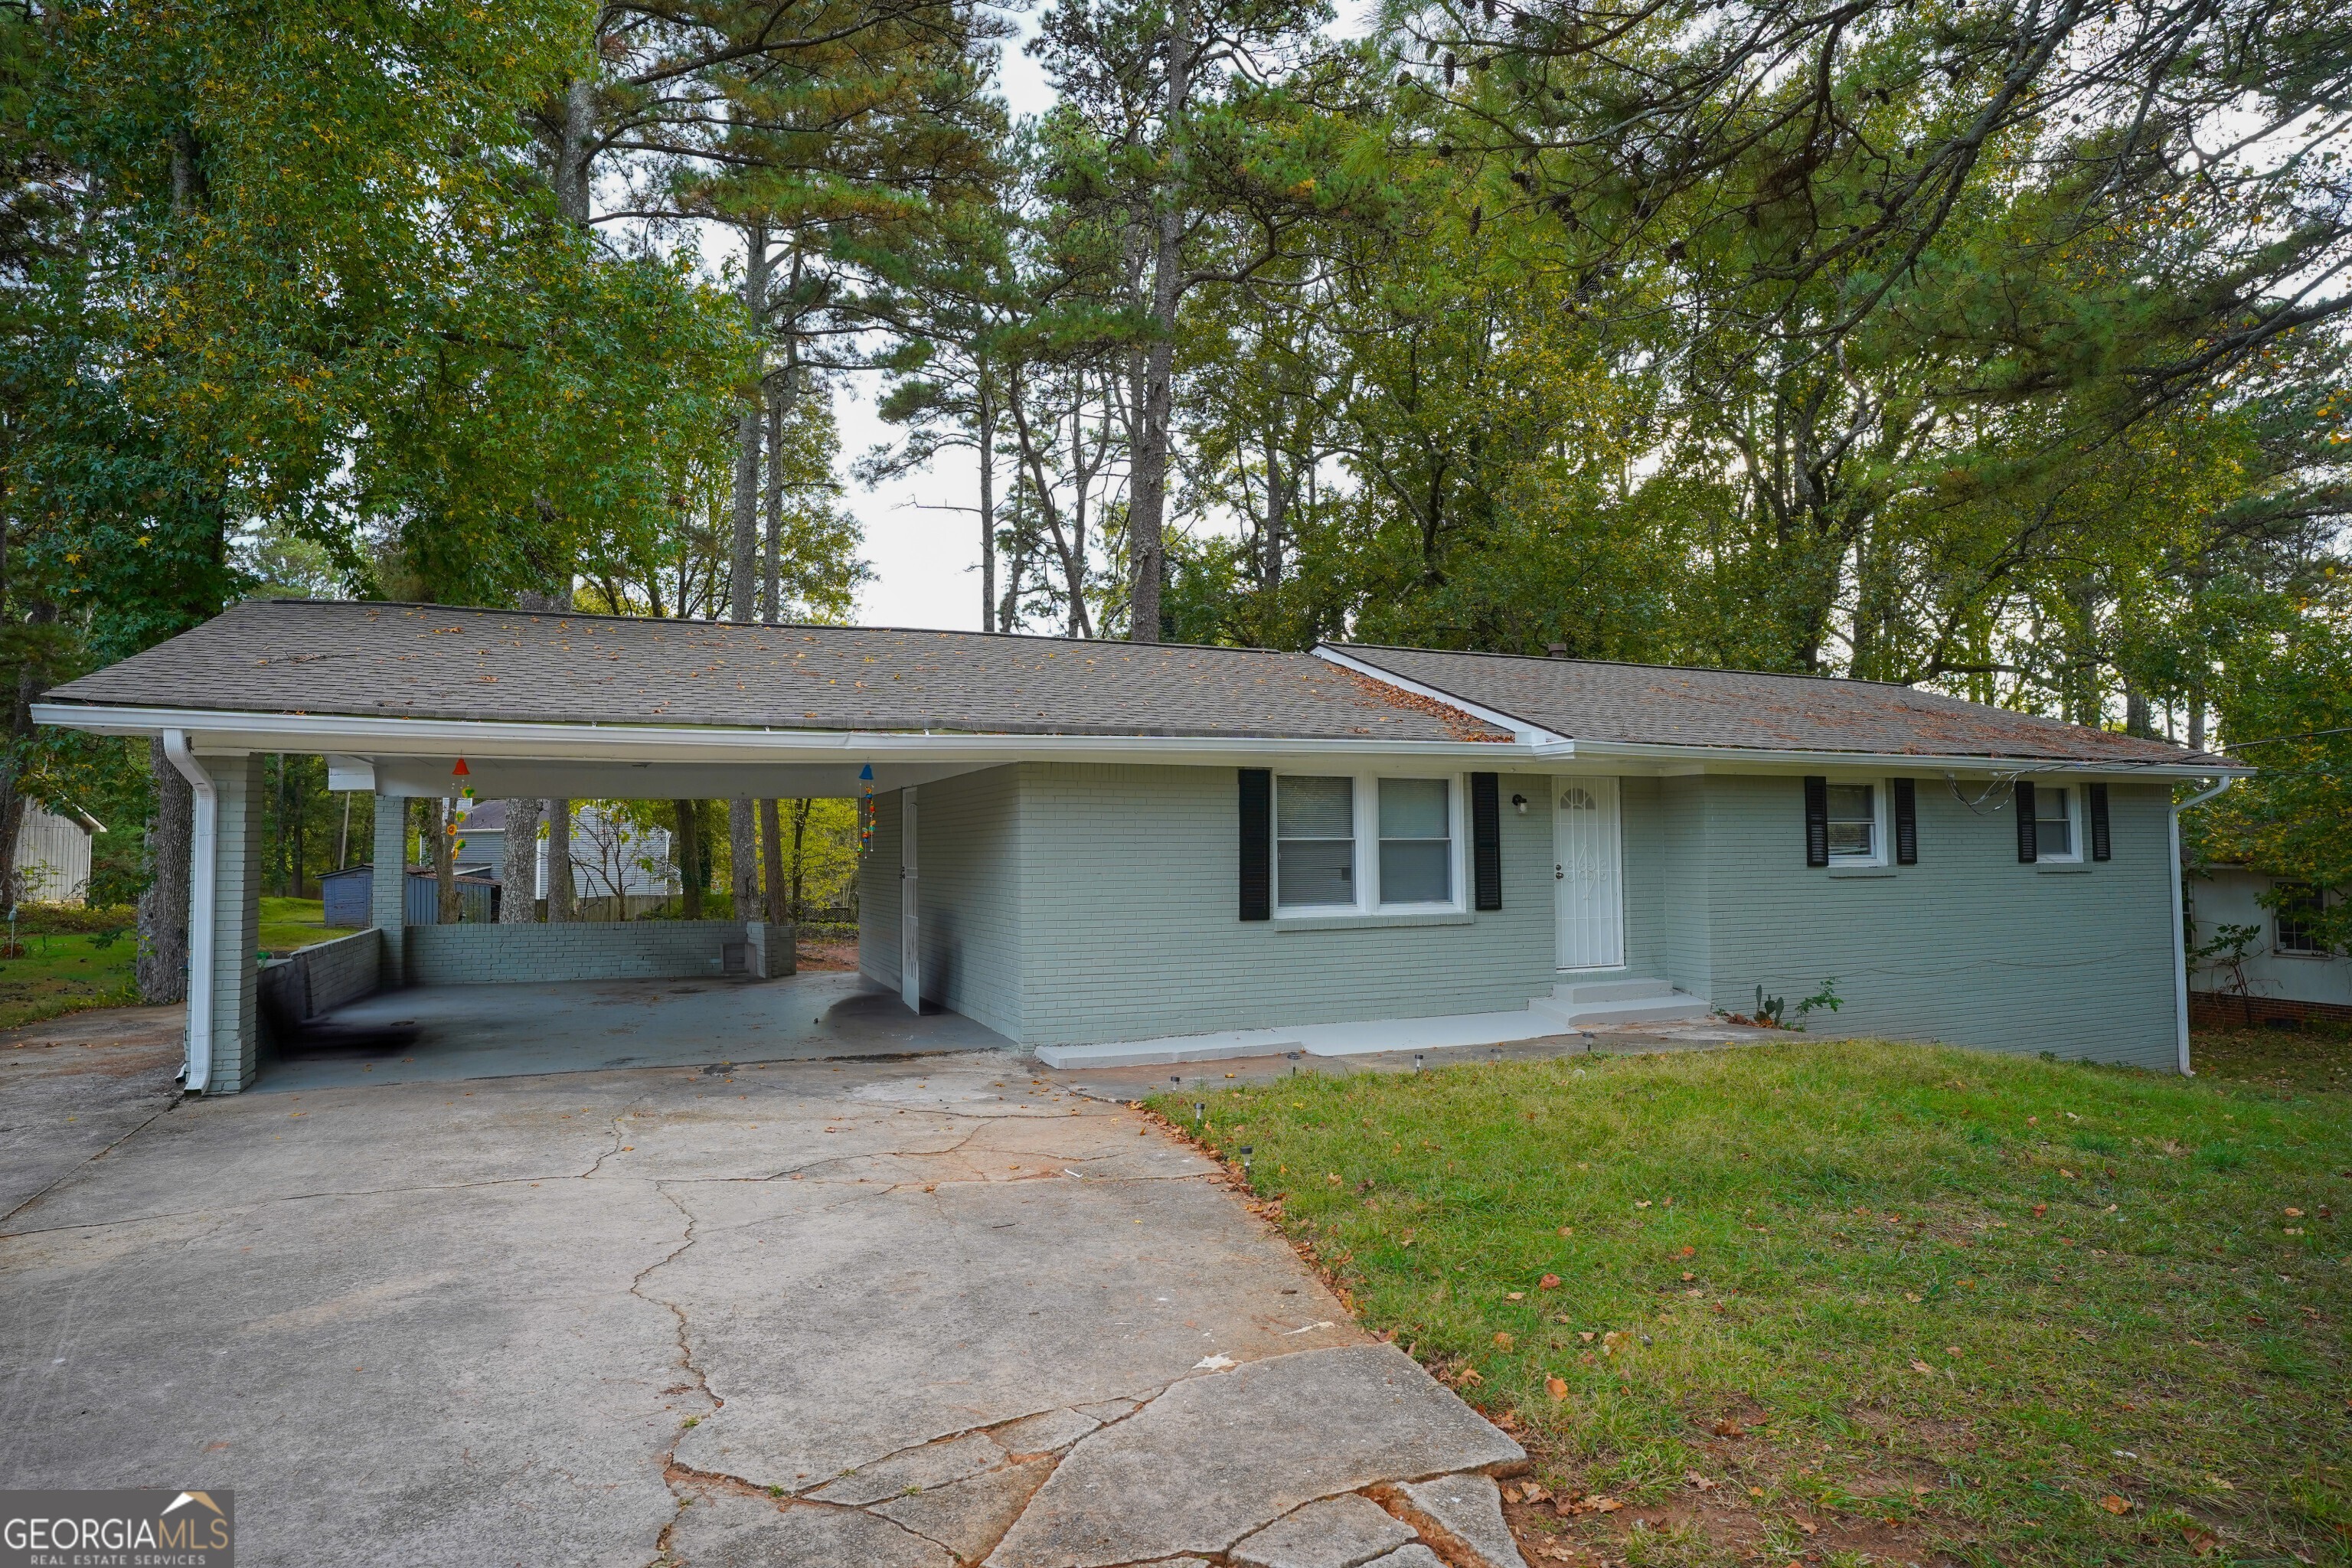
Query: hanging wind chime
[[449, 758, 475, 859], [858, 763, 877, 853]]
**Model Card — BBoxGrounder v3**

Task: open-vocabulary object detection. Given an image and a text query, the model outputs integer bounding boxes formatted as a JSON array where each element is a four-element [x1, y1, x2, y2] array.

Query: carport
[[34, 618, 1026, 1092]]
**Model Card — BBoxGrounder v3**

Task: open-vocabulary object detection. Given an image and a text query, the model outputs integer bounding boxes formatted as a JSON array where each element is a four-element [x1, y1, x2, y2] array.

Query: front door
[[1554, 777, 1624, 970]]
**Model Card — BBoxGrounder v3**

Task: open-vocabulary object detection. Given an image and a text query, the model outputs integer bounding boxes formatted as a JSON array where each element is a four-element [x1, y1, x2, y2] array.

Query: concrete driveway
[[2, 1014, 1530, 1567]]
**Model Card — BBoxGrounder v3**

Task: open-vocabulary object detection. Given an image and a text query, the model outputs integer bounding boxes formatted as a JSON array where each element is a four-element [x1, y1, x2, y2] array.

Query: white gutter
[[2170, 776, 2235, 1077], [161, 730, 216, 1095], [30, 703, 1520, 767]]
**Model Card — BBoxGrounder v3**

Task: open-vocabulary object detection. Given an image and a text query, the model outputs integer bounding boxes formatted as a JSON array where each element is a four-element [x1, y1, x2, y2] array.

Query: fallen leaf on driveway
[[1194, 1353, 1236, 1371]]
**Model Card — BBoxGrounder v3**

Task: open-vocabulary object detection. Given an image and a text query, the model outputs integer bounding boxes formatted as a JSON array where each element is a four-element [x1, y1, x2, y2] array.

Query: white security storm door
[[1554, 777, 1624, 970]]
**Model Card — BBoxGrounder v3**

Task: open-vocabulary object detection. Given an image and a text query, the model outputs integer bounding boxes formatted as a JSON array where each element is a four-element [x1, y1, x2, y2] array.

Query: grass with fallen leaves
[[2194, 1024, 2352, 1099], [1156, 1039, 2350, 1566]]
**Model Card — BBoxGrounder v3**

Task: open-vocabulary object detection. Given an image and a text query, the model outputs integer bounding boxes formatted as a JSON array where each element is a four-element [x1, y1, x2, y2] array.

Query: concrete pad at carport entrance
[[0, 1004, 183, 1219], [263, 969, 1010, 1091]]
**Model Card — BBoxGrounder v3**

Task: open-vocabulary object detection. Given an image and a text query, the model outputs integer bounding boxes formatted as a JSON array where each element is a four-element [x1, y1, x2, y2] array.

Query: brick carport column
[[199, 752, 265, 1093], [371, 792, 407, 988]]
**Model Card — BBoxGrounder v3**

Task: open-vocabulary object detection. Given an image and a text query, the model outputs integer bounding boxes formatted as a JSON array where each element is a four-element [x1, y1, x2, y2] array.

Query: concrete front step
[[1527, 987, 1708, 1029], [1552, 977, 1674, 1005]]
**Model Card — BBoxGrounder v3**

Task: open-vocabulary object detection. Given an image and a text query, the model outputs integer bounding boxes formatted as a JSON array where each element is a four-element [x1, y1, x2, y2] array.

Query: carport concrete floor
[[265, 971, 1012, 1092], [2, 1017, 1533, 1568]]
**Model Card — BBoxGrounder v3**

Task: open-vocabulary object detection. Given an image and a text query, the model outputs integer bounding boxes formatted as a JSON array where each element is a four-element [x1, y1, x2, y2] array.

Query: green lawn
[[257, 895, 360, 956], [1155, 1039, 2350, 1567], [0, 927, 139, 1031]]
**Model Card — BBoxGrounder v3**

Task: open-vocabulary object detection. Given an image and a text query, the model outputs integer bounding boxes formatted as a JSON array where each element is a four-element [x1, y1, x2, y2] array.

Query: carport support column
[[198, 752, 263, 1093], [899, 786, 920, 1014], [372, 792, 407, 987]]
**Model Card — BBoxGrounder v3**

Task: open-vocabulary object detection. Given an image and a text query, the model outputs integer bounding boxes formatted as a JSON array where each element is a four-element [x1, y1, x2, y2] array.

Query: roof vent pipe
[[161, 730, 217, 1094], [1546, 643, 1568, 658]]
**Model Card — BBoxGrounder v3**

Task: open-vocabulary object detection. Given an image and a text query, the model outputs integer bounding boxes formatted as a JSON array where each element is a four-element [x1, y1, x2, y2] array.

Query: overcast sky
[[832, 8, 1058, 632]]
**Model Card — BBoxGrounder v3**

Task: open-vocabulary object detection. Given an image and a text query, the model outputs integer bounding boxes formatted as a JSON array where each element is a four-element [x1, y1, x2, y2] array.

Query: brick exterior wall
[[2190, 991, 2352, 1030], [371, 792, 407, 986], [1671, 775, 2180, 1069], [858, 762, 2182, 1067], [204, 754, 265, 1093], [402, 920, 747, 985]]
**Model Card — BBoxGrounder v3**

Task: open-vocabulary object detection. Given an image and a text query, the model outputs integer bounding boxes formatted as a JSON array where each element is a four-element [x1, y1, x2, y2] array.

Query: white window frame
[[2274, 885, 2331, 958], [2034, 784, 2083, 864], [1272, 770, 1468, 916], [1825, 779, 1889, 867]]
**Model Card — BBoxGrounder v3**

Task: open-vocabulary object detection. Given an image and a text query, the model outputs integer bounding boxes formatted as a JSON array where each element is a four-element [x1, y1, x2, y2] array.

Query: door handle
[[1555, 865, 1564, 880]]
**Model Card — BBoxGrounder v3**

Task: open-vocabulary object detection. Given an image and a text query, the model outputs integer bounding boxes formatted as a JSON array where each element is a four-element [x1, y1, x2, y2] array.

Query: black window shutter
[[2089, 782, 2112, 861], [2015, 779, 2038, 863], [1238, 769, 1272, 920], [1804, 776, 1829, 867], [1893, 777, 1918, 865], [1471, 772, 1502, 911]]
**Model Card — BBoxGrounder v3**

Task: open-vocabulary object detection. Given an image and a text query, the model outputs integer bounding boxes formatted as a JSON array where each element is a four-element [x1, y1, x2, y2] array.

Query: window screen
[[1277, 776, 1354, 908], [1379, 777, 1452, 904], [2034, 786, 2073, 858], [1825, 784, 1875, 860]]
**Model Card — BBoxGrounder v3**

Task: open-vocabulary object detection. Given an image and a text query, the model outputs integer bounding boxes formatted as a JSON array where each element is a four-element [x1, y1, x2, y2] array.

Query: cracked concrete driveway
[[2, 1037, 1527, 1567]]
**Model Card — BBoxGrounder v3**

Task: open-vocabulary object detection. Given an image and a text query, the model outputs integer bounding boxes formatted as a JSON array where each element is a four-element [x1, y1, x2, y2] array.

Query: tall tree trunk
[[2188, 683, 2207, 752], [674, 801, 703, 920], [501, 798, 541, 921], [730, 223, 772, 623], [137, 736, 191, 1003], [760, 798, 786, 923], [545, 799, 574, 923], [761, 373, 788, 625], [727, 225, 772, 920], [978, 370, 998, 630], [430, 798, 459, 923], [1261, 430, 1285, 598], [789, 798, 812, 920], [1126, 0, 1193, 645], [548, 75, 596, 227]]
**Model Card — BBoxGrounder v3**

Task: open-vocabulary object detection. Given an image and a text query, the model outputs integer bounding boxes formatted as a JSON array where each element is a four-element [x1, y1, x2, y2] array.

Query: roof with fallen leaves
[[43, 601, 1512, 743], [1339, 644, 2227, 766]]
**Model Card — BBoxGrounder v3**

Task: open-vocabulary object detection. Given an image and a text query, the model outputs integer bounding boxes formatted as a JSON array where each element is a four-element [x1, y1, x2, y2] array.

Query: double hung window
[[2034, 786, 2079, 861], [1274, 773, 1460, 913], [1825, 784, 1878, 864]]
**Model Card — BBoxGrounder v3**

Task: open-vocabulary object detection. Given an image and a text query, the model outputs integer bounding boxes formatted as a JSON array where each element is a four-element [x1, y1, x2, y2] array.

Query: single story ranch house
[[34, 600, 2243, 1090]]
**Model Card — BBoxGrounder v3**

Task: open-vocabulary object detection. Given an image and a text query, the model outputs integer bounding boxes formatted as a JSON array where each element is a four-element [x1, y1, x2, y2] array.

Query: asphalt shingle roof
[[42, 601, 1512, 743], [1340, 644, 2224, 766]]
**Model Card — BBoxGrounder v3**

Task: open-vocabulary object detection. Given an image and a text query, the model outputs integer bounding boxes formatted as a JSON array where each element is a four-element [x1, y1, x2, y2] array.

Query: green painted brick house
[[37, 602, 2240, 1089]]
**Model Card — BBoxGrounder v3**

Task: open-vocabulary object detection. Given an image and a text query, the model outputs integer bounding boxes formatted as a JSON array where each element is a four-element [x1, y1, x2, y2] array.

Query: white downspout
[[2170, 776, 2235, 1077], [162, 730, 217, 1094]]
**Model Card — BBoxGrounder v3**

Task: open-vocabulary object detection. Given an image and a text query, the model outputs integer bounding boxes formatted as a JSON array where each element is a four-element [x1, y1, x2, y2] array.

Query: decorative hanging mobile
[[449, 757, 475, 858], [858, 763, 877, 853]]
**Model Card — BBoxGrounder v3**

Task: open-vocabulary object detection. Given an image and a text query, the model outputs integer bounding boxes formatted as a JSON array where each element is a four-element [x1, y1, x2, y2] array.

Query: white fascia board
[[1312, 645, 1563, 744], [30, 702, 1530, 769], [1529, 736, 2250, 780]]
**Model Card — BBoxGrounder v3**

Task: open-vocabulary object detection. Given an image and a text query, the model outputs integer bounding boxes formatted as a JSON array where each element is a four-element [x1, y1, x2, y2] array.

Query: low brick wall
[[258, 929, 384, 1049], [403, 920, 749, 986], [2190, 990, 2352, 1030]]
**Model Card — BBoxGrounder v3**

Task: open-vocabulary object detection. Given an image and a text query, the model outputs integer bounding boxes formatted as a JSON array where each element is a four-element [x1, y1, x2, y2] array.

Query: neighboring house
[[454, 796, 678, 910], [33, 601, 2246, 1093], [13, 802, 102, 906], [2186, 864, 2350, 1026]]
